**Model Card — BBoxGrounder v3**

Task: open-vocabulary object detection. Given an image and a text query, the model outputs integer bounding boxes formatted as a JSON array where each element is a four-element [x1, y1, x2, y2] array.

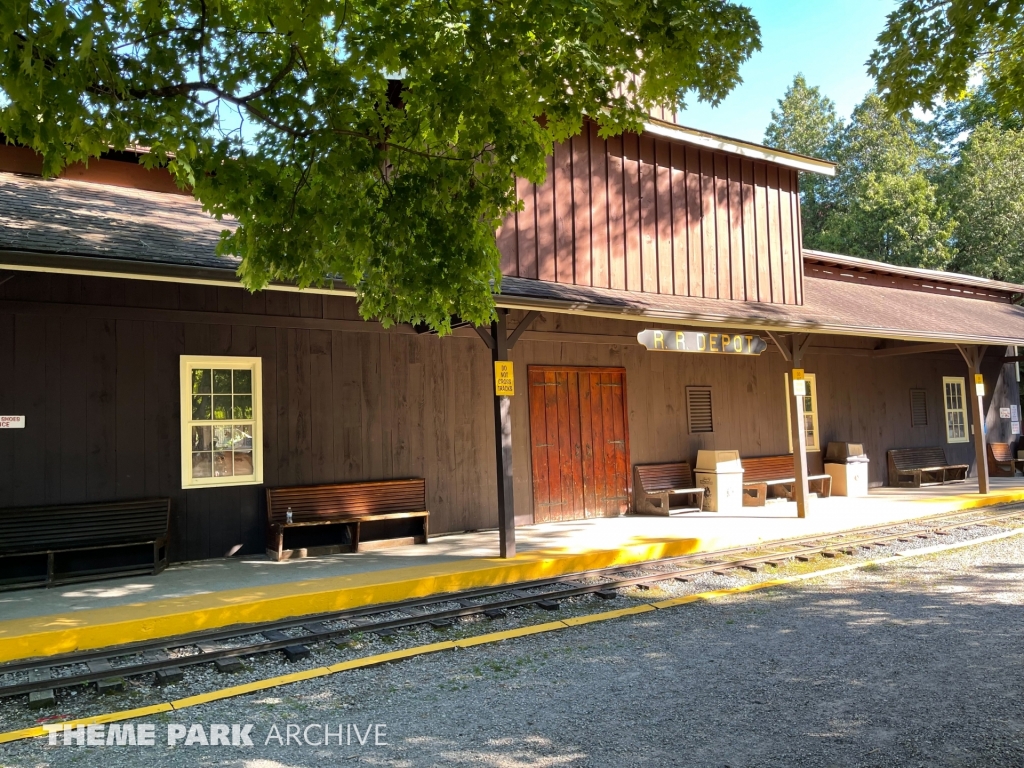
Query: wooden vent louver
[[910, 389, 928, 427], [686, 386, 714, 434]]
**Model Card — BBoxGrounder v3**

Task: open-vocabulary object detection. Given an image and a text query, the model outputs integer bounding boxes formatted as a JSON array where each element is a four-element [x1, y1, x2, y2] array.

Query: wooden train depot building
[[3, 117, 1024, 584]]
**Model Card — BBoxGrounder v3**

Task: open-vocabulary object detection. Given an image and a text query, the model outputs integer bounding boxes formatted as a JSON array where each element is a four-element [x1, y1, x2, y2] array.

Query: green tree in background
[[819, 93, 954, 269], [944, 122, 1024, 283], [767, 84, 954, 269], [763, 74, 843, 248], [0, 0, 761, 333], [869, 0, 1024, 124]]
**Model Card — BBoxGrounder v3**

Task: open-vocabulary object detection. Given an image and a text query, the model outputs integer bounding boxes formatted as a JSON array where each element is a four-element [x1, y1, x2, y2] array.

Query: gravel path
[[4, 530, 1024, 767]]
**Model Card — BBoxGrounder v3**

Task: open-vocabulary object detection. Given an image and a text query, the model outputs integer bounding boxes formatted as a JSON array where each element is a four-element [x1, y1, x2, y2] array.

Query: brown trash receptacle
[[823, 442, 869, 497]]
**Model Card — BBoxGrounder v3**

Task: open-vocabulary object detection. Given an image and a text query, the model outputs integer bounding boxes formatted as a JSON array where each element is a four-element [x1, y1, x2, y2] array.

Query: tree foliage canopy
[[762, 73, 842, 244], [0, 0, 760, 332], [767, 72, 1024, 284], [869, 0, 1024, 121], [766, 83, 954, 268], [945, 121, 1024, 283]]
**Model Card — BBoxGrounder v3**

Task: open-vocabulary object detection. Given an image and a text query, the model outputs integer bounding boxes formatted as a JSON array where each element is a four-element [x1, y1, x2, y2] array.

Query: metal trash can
[[694, 450, 744, 513], [824, 441, 870, 497]]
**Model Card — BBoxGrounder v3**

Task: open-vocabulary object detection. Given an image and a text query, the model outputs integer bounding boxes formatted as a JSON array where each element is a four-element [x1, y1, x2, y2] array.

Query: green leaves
[[0, 0, 760, 332], [945, 121, 1024, 283], [870, 0, 1024, 125]]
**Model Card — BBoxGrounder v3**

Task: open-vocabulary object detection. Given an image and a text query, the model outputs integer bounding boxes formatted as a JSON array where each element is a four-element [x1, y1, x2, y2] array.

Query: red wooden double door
[[527, 366, 630, 522]]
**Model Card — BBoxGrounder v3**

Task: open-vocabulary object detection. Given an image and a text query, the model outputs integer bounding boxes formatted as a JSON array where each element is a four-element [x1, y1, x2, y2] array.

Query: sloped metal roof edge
[[643, 120, 837, 177], [493, 289, 1024, 347]]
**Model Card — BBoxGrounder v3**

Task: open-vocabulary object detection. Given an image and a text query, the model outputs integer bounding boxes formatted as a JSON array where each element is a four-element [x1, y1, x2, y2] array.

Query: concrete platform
[[2, 479, 1023, 664]]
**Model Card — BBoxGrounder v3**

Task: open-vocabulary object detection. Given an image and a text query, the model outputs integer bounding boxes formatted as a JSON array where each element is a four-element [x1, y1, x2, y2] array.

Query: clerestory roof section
[[1, 170, 1023, 346]]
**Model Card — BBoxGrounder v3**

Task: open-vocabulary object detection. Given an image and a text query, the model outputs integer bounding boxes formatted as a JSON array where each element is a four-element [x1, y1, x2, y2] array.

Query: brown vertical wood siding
[[2, 275, 1018, 563], [498, 127, 805, 305]]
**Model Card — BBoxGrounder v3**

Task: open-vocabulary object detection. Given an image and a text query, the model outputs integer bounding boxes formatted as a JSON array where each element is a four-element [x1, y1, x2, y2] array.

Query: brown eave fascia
[[0, 248, 356, 297]]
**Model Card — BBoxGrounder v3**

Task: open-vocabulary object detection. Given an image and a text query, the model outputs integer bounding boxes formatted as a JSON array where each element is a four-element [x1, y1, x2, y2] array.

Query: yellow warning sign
[[791, 368, 806, 396], [495, 361, 515, 397]]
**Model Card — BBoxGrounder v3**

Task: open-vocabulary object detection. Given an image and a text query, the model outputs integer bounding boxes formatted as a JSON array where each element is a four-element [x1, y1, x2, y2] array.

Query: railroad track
[[5, 503, 1024, 707]]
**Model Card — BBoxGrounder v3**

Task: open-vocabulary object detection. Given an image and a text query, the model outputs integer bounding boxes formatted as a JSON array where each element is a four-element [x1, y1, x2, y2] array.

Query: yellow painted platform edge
[[5, 489, 1023, 666], [0, 537, 703, 665], [4, 525, 1022, 746]]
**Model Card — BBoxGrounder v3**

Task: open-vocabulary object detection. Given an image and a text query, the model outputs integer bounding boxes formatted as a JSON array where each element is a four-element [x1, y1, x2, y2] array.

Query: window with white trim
[[942, 376, 969, 444], [785, 372, 820, 452], [180, 356, 263, 488]]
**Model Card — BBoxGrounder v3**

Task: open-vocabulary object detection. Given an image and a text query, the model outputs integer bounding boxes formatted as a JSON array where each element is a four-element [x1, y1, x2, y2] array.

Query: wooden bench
[[266, 479, 429, 560], [633, 462, 706, 515], [740, 455, 833, 506], [0, 499, 170, 591], [886, 447, 969, 487], [988, 442, 1024, 477]]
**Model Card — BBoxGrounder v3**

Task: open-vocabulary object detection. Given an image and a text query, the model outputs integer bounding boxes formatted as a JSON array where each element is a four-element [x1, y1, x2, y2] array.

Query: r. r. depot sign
[[637, 330, 767, 356]]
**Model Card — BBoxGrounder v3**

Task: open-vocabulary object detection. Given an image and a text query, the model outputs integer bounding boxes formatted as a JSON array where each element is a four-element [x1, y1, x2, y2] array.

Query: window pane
[[213, 451, 234, 477], [234, 451, 254, 476], [213, 395, 232, 420], [233, 369, 252, 394], [213, 425, 234, 450], [192, 425, 212, 451], [192, 395, 211, 421], [233, 395, 253, 420], [192, 369, 212, 394], [233, 425, 253, 451], [213, 369, 233, 394], [192, 452, 212, 478]]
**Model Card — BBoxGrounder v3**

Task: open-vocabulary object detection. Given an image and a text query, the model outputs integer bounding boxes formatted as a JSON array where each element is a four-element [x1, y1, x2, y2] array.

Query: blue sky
[[678, 0, 897, 145]]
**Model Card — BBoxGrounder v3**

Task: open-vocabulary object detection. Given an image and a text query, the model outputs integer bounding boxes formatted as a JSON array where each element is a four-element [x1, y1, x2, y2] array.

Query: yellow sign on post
[[975, 373, 985, 396], [792, 368, 806, 396], [495, 361, 515, 397]]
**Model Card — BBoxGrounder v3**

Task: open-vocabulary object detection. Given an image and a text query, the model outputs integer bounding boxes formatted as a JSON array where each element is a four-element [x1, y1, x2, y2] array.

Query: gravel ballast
[[4, 526, 1024, 766]]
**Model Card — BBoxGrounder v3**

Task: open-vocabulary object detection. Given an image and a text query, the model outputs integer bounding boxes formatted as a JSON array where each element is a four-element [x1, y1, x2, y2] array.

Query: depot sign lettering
[[637, 330, 767, 355], [0, 415, 24, 429]]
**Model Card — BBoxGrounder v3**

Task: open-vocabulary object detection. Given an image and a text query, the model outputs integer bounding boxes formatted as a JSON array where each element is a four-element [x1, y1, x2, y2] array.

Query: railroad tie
[[596, 588, 619, 600], [196, 642, 243, 674], [147, 650, 184, 686], [262, 630, 311, 661], [27, 668, 55, 710], [86, 658, 125, 693]]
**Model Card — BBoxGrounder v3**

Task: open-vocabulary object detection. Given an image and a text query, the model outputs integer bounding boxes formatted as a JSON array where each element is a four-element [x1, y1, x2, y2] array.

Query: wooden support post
[[491, 309, 516, 558], [958, 344, 990, 494], [770, 331, 812, 518]]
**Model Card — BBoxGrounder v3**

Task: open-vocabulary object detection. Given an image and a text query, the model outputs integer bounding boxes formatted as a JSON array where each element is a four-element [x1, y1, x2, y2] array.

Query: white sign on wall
[[1013, 405, 1020, 421], [0, 416, 24, 429], [1000, 407, 1012, 419], [1013, 421, 1021, 436]]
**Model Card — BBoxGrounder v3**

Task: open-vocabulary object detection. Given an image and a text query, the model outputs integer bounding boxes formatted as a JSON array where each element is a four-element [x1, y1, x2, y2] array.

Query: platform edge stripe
[[0, 703, 174, 744], [561, 604, 657, 626], [169, 668, 332, 709], [453, 620, 569, 648], [325, 641, 457, 673]]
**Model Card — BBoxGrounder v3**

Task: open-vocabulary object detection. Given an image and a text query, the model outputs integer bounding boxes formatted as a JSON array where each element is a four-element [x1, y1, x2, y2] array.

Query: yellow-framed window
[[785, 372, 820, 452], [180, 356, 264, 489], [942, 376, 969, 444]]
